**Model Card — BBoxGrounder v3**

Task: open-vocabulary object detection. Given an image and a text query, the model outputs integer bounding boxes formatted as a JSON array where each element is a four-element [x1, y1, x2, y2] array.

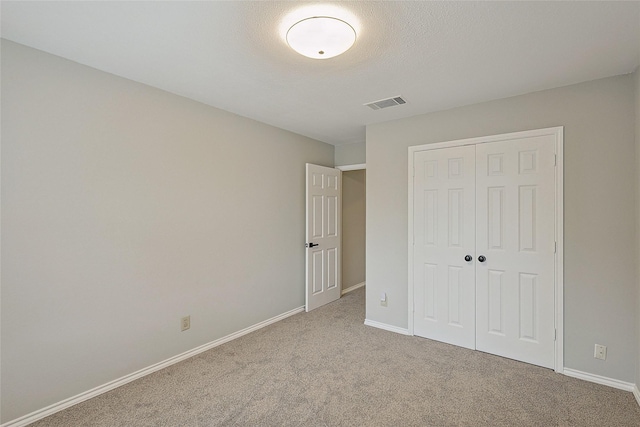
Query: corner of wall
[[634, 5, 640, 401], [635, 64, 640, 397], [334, 142, 366, 167]]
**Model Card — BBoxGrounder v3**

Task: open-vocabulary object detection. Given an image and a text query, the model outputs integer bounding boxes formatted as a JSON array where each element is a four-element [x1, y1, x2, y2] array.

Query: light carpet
[[31, 287, 640, 426]]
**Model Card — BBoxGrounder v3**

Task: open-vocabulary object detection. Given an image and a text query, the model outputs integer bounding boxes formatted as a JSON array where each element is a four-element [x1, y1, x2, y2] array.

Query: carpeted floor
[[31, 287, 640, 426]]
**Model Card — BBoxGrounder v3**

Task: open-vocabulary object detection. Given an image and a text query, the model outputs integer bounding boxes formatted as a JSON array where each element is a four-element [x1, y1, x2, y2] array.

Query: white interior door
[[411, 128, 560, 370], [413, 146, 476, 349], [306, 164, 341, 312], [475, 135, 556, 369]]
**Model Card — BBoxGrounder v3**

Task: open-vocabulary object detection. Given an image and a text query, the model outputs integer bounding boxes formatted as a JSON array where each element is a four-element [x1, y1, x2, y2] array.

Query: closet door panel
[[413, 146, 476, 349], [475, 135, 556, 369]]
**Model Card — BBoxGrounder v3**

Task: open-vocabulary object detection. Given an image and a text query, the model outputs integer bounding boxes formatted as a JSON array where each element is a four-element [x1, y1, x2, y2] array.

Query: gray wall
[[1, 40, 334, 423], [636, 67, 640, 391], [366, 74, 638, 383], [342, 170, 366, 289], [335, 142, 366, 166]]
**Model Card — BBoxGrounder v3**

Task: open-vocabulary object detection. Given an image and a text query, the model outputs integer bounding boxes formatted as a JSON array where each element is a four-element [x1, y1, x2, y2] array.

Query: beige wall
[[342, 170, 366, 289], [366, 74, 637, 383], [335, 142, 366, 166], [0, 40, 334, 423]]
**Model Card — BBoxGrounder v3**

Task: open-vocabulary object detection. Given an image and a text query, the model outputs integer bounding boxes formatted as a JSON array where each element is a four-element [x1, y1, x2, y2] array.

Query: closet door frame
[[408, 126, 564, 373]]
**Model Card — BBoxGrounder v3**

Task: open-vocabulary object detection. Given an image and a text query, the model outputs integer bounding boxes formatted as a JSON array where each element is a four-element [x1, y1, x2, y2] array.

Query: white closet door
[[475, 135, 556, 369], [413, 146, 476, 349]]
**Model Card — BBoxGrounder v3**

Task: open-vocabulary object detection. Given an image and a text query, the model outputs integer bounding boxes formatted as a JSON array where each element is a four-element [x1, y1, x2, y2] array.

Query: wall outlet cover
[[181, 315, 191, 332], [594, 344, 607, 360]]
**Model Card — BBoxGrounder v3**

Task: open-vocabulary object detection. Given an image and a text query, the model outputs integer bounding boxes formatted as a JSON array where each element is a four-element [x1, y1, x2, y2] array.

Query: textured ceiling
[[2, 1, 639, 146]]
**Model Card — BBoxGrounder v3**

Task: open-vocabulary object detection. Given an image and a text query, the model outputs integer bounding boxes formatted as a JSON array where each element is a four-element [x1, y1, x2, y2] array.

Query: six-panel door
[[412, 134, 557, 369], [413, 146, 476, 349], [475, 136, 556, 369], [306, 163, 341, 312]]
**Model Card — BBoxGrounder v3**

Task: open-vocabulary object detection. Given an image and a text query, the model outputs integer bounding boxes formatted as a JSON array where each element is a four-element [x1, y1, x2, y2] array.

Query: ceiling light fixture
[[286, 16, 356, 59]]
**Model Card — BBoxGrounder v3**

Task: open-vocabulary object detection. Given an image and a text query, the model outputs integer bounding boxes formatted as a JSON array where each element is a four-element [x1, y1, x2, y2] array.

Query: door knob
[[478, 255, 486, 262], [464, 255, 472, 262], [306, 242, 319, 248]]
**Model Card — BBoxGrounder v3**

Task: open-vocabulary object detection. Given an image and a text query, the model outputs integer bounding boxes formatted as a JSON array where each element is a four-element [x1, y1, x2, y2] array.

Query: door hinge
[[554, 241, 557, 253], [554, 329, 557, 341], [554, 154, 557, 166]]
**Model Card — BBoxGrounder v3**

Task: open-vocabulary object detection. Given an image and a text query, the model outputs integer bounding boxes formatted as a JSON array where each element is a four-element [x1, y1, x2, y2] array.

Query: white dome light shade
[[286, 17, 356, 59]]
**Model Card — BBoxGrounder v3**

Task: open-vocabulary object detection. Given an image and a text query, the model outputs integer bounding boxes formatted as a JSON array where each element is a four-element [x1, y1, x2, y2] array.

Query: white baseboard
[[633, 385, 640, 407], [364, 318, 410, 336], [2, 306, 305, 427], [342, 281, 365, 295], [563, 368, 636, 392]]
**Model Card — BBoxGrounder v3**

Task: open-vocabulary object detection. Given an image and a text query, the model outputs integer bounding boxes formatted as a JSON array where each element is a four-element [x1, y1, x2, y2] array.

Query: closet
[[409, 127, 562, 370]]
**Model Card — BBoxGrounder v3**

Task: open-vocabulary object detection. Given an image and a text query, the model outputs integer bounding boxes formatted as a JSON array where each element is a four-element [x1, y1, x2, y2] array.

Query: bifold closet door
[[413, 146, 476, 349], [475, 136, 556, 369]]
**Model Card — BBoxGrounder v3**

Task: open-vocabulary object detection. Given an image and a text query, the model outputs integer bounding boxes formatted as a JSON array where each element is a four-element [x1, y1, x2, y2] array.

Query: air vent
[[364, 96, 407, 110]]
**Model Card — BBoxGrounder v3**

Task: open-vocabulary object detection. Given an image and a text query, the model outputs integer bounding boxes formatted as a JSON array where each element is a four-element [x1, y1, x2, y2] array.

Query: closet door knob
[[478, 255, 486, 263], [464, 255, 472, 262]]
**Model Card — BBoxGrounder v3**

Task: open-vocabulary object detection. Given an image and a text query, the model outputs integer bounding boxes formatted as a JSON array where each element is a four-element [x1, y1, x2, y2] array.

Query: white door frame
[[336, 163, 366, 171], [408, 126, 564, 373]]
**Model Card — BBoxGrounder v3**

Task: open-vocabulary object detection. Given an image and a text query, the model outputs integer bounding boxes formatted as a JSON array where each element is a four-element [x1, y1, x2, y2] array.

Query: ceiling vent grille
[[364, 96, 407, 110]]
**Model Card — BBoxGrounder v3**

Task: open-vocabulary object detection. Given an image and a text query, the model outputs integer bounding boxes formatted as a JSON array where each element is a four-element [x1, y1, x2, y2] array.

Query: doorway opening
[[339, 165, 366, 295]]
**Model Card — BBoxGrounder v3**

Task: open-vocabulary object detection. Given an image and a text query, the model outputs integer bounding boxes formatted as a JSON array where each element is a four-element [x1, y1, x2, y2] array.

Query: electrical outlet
[[594, 344, 607, 360], [181, 315, 190, 332], [380, 292, 387, 307]]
